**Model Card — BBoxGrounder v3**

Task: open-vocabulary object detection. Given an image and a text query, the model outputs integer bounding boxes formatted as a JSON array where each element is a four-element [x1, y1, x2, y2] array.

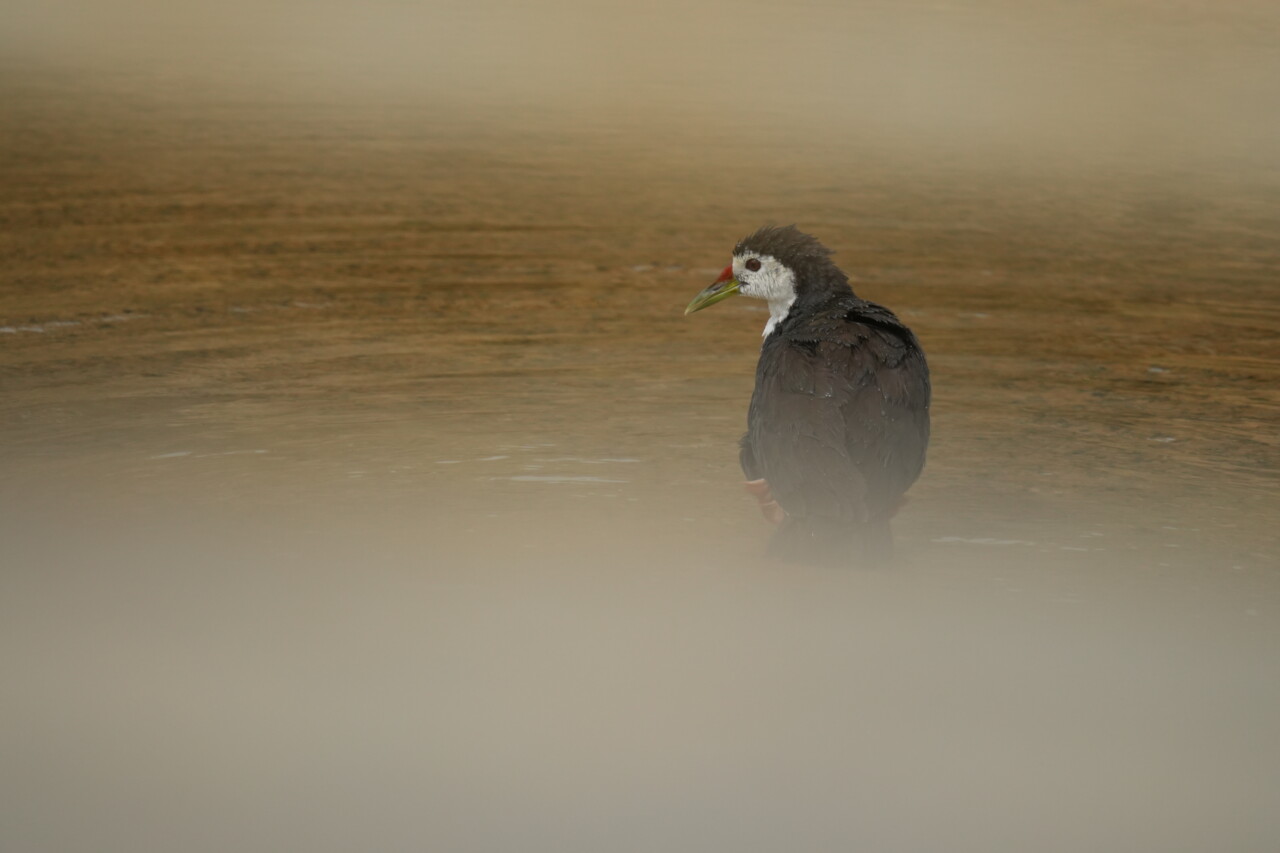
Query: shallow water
[[3, 3, 1280, 851]]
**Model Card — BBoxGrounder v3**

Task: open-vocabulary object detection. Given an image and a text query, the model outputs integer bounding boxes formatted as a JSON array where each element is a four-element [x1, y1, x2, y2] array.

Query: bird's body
[[686, 226, 930, 565]]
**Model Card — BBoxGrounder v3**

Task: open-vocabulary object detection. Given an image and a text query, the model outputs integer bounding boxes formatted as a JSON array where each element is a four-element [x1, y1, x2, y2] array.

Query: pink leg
[[744, 479, 787, 525]]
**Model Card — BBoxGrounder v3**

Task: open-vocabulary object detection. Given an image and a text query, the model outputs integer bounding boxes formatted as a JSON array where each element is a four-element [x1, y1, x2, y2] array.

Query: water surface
[[2, 3, 1279, 850]]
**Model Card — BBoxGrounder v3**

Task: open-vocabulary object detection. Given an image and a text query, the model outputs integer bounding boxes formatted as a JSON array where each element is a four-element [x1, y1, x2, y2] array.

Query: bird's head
[[684, 225, 851, 333]]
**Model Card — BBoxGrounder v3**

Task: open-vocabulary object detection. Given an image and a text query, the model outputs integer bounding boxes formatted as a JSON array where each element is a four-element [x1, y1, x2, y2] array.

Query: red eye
[[745, 258, 762, 272]]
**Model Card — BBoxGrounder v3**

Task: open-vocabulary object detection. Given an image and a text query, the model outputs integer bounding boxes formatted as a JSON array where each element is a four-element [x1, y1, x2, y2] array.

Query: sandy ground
[[3, 4, 1280, 850]]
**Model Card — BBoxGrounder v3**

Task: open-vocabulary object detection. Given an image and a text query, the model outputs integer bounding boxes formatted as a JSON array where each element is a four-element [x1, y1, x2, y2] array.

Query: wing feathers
[[743, 296, 930, 527]]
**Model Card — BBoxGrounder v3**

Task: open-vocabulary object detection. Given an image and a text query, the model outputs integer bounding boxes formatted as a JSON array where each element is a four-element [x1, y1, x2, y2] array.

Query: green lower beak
[[684, 278, 741, 314]]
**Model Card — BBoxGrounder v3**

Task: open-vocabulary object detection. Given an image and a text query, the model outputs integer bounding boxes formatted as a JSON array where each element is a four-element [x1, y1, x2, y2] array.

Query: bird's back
[[740, 294, 930, 561]]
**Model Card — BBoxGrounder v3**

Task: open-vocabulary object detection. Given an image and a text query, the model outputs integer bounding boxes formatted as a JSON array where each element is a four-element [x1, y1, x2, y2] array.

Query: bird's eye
[[745, 258, 762, 272]]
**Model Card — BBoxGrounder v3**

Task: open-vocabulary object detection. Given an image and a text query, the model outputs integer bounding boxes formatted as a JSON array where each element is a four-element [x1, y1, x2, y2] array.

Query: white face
[[734, 252, 796, 302], [733, 252, 797, 336]]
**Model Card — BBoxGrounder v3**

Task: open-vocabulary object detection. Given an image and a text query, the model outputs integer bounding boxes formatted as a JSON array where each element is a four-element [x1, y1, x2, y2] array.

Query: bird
[[685, 225, 930, 565]]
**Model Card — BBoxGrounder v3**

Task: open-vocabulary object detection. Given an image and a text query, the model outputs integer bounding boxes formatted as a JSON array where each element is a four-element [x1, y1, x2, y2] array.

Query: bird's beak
[[684, 265, 740, 315]]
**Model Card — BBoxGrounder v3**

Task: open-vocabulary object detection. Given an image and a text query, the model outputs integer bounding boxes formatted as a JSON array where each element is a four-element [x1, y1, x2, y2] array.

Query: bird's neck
[[762, 293, 796, 338]]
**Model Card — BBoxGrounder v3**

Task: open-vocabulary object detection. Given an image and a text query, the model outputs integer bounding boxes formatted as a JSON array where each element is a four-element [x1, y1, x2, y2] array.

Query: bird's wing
[[748, 303, 930, 522], [830, 318, 931, 514]]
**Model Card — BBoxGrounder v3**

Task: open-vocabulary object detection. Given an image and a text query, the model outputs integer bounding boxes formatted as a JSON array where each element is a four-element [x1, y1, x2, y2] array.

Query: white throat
[[763, 294, 795, 338]]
